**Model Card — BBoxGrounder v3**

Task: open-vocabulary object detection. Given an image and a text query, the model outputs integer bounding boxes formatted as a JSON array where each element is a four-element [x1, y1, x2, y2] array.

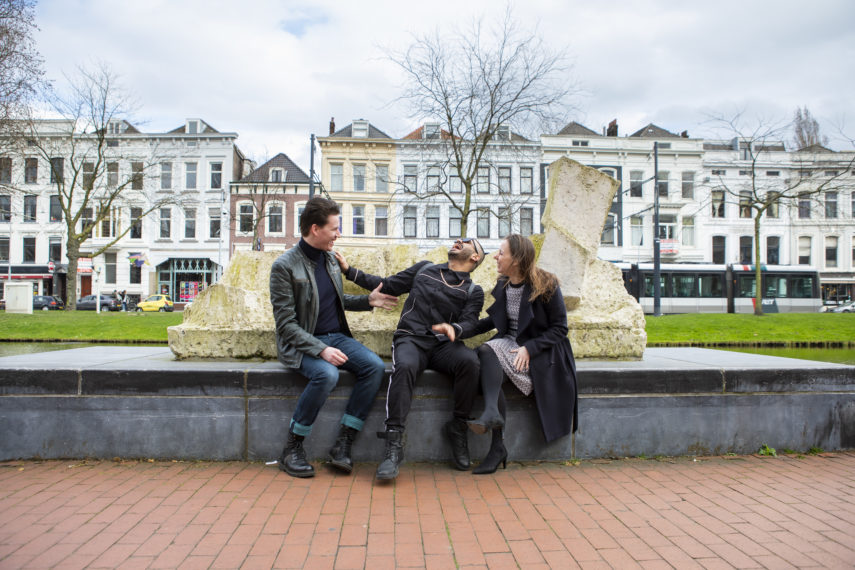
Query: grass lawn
[[0, 311, 183, 342], [645, 313, 855, 346]]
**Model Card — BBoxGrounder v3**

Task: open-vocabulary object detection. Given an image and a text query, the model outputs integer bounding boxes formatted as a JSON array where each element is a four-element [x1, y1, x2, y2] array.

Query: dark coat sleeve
[[344, 261, 430, 297], [452, 286, 485, 339]]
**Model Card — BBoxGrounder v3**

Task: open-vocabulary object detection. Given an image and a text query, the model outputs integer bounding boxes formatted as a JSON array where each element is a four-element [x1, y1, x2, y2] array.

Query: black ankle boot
[[375, 429, 404, 480], [329, 425, 358, 473], [278, 430, 314, 478], [472, 428, 507, 475], [443, 418, 471, 471]]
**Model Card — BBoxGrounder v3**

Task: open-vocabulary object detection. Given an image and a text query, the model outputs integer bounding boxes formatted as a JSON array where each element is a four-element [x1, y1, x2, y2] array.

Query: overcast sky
[[34, 0, 855, 170]]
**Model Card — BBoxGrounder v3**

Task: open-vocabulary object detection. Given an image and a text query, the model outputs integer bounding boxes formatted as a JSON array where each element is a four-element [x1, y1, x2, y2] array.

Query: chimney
[[329, 117, 335, 135], [606, 119, 618, 137], [681, 130, 689, 138]]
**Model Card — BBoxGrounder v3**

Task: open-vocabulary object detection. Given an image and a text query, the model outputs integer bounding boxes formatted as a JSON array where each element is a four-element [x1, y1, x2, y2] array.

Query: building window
[[24, 195, 36, 222], [477, 167, 490, 193], [128, 207, 142, 239], [330, 164, 343, 191], [681, 172, 694, 199], [374, 206, 388, 236], [498, 207, 511, 238], [449, 209, 462, 238], [601, 213, 616, 245], [426, 206, 440, 238], [682, 217, 694, 246], [766, 170, 779, 177], [629, 171, 643, 198], [268, 204, 283, 233], [825, 236, 838, 268], [0, 158, 11, 183], [712, 236, 726, 264], [50, 195, 62, 222], [184, 208, 196, 239], [186, 162, 197, 189], [105, 252, 116, 284], [498, 167, 511, 194], [82, 162, 95, 190], [403, 206, 417, 238], [132, 162, 143, 190], [739, 191, 752, 218], [159, 208, 171, 238], [520, 207, 533, 237], [426, 167, 440, 194], [22, 236, 35, 263], [100, 207, 117, 238], [767, 192, 780, 219], [798, 193, 811, 219], [825, 192, 838, 218], [766, 236, 780, 265], [107, 162, 118, 188], [477, 209, 490, 238], [852, 192, 855, 218], [711, 169, 726, 177], [353, 164, 365, 192], [209, 207, 221, 238], [656, 171, 668, 198], [210, 162, 222, 189], [270, 168, 283, 183], [49, 237, 61, 262], [0, 195, 9, 221], [711, 190, 725, 218], [352, 205, 365, 235], [658, 214, 676, 240], [0, 237, 7, 261], [25, 158, 37, 183], [403, 165, 417, 194], [739, 236, 753, 264], [160, 162, 172, 190], [81, 207, 93, 238], [630, 216, 643, 246], [798, 236, 811, 265], [572, 139, 589, 147], [239, 204, 253, 233], [449, 174, 462, 194], [130, 264, 141, 284], [50, 158, 63, 184], [520, 167, 533, 195], [375, 165, 388, 193]]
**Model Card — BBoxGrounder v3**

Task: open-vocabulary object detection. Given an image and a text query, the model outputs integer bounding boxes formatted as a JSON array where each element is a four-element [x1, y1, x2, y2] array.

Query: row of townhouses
[[2, 117, 854, 306]]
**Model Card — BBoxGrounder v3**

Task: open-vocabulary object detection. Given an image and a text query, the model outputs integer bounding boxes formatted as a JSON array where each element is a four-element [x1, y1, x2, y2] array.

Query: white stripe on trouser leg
[[386, 342, 397, 422]]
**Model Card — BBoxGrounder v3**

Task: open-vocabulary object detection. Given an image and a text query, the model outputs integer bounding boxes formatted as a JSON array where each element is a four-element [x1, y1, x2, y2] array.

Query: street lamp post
[[652, 141, 662, 317]]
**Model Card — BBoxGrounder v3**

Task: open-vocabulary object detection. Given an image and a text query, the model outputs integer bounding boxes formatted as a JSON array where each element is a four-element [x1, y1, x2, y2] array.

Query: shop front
[[820, 274, 855, 306], [155, 258, 220, 305], [0, 264, 55, 298]]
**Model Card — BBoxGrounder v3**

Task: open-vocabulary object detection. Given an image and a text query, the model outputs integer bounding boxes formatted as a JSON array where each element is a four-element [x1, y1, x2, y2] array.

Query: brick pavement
[[1, 452, 854, 569]]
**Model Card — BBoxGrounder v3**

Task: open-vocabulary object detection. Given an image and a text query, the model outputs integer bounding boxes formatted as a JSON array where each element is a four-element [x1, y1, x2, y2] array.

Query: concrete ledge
[[0, 347, 853, 462]]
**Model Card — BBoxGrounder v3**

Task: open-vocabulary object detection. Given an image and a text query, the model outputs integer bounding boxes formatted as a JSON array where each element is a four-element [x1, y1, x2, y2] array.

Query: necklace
[[439, 269, 465, 288]]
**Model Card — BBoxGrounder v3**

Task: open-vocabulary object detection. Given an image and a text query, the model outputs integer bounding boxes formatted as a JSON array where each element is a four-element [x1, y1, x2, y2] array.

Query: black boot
[[375, 428, 404, 481], [328, 424, 358, 473], [469, 346, 506, 435], [278, 429, 314, 478], [473, 428, 507, 475], [444, 418, 471, 471]]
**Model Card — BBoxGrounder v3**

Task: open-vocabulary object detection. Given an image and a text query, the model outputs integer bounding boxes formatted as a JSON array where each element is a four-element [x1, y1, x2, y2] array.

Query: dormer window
[[496, 125, 510, 141], [424, 123, 440, 139], [107, 121, 124, 135], [270, 168, 284, 183], [572, 140, 589, 147], [352, 120, 369, 138], [186, 120, 199, 134]]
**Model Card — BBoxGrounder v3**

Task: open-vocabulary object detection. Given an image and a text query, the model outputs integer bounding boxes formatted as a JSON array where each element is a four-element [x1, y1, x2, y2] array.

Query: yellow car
[[136, 294, 175, 312]]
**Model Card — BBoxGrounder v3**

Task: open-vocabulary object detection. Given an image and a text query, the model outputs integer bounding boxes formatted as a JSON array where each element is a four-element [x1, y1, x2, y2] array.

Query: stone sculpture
[[168, 157, 646, 359]]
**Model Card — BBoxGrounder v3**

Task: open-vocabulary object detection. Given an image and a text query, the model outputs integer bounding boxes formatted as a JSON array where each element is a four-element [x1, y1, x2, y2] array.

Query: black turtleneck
[[298, 239, 341, 335]]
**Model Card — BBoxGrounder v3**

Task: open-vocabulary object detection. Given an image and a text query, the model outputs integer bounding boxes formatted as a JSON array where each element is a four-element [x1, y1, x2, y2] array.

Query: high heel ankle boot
[[472, 428, 507, 475], [468, 412, 505, 435]]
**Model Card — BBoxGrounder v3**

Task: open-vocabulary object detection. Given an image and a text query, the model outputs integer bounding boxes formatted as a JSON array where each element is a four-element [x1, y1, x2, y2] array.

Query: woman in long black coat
[[465, 234, 578, 474]]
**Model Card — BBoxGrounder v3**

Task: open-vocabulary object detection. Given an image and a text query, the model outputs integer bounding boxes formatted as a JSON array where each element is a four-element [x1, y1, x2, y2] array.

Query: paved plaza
[[1, 452, 854, 569]]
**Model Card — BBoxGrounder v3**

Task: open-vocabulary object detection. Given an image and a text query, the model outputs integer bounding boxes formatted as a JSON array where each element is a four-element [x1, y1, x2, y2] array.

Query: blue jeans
[[290, 333, 385, 437]]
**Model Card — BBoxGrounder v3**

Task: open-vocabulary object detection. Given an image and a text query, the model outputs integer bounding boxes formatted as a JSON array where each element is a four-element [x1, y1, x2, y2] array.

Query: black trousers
[[386, 335, 479, 429]]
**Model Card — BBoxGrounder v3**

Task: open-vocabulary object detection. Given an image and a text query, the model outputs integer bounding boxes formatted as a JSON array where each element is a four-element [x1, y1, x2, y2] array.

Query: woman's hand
[[510, 346, 530, 372], [333, 251, 349, 273], [431, 323, 456, 342]]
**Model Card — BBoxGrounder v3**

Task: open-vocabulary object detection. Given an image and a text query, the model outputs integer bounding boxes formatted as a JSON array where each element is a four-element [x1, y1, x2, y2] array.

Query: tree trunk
[[753, 214, 763, 316], [65, 238, 80, 311]]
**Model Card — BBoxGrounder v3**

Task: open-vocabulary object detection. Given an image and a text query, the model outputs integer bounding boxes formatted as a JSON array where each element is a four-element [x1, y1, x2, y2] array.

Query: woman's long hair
[[504, 234, 559, 303]]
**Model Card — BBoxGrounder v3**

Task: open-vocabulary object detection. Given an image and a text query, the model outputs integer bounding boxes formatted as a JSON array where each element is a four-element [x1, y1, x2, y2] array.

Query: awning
[[0, 265, 53, 280]]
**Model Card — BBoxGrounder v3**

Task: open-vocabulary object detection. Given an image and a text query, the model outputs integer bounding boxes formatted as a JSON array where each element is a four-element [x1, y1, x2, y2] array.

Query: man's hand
[[431, 323, 456, 342], [368, 283, 398, 310], [333, 251, 349, 273], [320, 346, 348, 366], [510, 346, 530, 372]]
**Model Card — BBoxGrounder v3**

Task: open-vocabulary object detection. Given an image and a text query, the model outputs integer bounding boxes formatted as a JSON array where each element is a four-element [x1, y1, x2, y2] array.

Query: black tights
[[476, 344, 506, 423]]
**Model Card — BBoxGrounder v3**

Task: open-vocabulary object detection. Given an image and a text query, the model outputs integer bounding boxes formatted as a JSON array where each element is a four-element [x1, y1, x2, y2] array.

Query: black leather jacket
[[270, 246, 371, 368]]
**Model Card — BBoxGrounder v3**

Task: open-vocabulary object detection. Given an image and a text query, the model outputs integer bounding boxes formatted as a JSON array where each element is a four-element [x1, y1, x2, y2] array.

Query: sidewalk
[[1, 453, 854, 569]]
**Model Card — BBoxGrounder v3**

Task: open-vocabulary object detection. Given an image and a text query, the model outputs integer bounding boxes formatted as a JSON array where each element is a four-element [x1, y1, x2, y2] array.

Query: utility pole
[[309, 134, 315, 198], [653, 141, 662, 317]]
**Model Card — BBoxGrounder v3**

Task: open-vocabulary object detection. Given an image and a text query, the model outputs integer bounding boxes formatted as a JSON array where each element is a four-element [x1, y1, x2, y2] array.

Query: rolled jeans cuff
[[289, 419, 312, 437], [341, 414, 364, 431]]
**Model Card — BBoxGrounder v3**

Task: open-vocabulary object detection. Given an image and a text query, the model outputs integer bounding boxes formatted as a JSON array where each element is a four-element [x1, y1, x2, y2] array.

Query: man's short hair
[[300, 197, 340, 236]]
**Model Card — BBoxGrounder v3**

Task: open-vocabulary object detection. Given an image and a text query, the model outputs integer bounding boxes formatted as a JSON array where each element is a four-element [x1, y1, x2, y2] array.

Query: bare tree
[[708, 113, 854, 315], [388, 9, 575, 235], [22, 63, 176, 309], [0, 0, 43, 138], [233, 182, 279, 251], [792, 106, 829, 150]]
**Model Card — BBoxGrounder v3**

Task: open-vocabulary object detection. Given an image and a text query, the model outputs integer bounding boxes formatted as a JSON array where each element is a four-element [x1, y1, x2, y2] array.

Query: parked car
[[136, 294, 174, 312], [829, 300, 855, 313], [32, 295, 64, 310], [76, 295, 121, 311]]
